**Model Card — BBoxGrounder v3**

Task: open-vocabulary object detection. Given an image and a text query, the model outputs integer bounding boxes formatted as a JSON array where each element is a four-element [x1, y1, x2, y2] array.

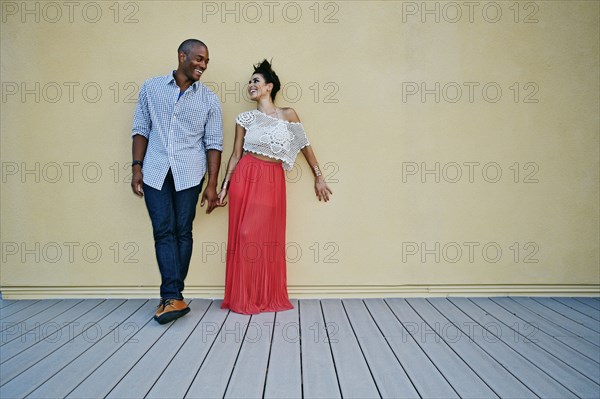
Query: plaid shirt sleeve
[[203, 93, 223, 151], [131, 81, 150, 138]]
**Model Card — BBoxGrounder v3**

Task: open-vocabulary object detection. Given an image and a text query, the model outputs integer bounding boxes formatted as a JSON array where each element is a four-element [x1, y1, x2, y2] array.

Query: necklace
[[259, 107, 279, 117]]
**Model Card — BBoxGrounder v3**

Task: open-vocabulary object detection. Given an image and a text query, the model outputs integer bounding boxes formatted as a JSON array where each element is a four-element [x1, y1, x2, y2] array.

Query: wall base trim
[[1, 284, 599, 299]]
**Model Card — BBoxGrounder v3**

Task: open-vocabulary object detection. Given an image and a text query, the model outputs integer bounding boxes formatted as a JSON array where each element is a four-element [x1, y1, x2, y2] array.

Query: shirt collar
[[166, 71, 200, 91]]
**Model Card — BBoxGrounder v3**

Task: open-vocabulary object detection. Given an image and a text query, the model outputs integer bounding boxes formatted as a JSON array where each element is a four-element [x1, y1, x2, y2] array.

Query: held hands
[[315, 177, 332, 202], [200, 186, 225, 214], [217, 187, 228, 207]]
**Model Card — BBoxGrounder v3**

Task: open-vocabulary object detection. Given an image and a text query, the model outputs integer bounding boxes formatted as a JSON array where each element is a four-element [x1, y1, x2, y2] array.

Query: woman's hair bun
[[253, 59, 281, 101]]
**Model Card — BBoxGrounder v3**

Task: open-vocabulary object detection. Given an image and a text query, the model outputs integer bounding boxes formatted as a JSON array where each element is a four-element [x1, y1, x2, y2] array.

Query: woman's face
[[248, 73, 272, 101]]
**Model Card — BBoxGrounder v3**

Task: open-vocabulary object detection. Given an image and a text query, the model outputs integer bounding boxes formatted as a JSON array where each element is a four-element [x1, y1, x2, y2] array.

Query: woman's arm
[[301, 145, 332, 202], [282, 108, 333, 202], [217, 123, 246, 205]]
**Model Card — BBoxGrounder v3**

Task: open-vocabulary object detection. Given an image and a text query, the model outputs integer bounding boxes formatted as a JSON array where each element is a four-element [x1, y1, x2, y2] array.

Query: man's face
[[179, 45, 209, 81]]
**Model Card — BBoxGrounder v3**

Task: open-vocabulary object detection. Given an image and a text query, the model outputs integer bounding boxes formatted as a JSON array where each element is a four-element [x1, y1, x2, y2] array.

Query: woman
[[217, 60, 332, 314]]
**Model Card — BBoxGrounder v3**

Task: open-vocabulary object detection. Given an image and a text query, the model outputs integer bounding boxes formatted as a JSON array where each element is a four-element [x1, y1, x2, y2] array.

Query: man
[[131, 39, 223, 324]]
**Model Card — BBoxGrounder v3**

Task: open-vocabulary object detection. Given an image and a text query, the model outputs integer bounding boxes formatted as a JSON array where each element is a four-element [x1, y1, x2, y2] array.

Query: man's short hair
[[178, 39, 207, 56]]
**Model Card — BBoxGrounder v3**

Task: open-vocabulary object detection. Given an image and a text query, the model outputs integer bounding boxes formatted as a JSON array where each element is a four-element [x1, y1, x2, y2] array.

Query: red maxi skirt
[[221, 153, 294, 314]]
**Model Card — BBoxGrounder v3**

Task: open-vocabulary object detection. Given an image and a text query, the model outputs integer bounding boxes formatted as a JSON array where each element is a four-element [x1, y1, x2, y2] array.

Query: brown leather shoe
[[154, 298, 166, 318], [154, 299, 190, 324]]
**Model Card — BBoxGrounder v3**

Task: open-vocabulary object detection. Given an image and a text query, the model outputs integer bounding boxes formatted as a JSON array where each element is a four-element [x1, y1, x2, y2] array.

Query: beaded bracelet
[[313, 164, 322, 177]]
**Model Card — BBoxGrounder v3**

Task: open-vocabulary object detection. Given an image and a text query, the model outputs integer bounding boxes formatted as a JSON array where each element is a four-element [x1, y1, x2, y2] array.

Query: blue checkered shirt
[[132, 72, 223, 191]]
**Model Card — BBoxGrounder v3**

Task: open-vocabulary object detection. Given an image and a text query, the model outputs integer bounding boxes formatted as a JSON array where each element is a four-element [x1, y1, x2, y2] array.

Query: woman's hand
[[314, 178, 332, 202], [217, 187, 228, 206]]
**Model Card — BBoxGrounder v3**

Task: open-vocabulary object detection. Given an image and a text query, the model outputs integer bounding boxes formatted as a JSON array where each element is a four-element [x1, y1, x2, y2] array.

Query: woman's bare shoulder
[[280, 107, 301, 123]]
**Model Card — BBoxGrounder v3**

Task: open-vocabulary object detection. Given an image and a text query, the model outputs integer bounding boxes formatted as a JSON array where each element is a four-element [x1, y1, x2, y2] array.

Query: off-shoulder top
[[235, 109, 310, 171]]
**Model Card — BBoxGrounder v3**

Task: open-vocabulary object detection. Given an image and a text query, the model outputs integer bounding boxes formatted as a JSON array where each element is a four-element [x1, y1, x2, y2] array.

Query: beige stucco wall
[[1, 0, 598, 298]]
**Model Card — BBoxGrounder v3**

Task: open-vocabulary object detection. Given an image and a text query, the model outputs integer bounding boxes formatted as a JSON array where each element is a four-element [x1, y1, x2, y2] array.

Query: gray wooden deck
[[0, 297, 599, 398]]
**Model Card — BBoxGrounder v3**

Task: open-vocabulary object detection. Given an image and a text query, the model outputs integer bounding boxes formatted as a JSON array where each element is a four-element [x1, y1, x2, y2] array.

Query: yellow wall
[[1, 0, 598, 298]]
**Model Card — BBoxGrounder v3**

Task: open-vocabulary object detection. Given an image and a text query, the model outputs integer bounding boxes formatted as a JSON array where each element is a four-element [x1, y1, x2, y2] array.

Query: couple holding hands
[[131, 39, 332, 324]]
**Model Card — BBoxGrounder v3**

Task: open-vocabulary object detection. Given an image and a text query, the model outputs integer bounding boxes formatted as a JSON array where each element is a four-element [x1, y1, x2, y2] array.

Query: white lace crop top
[[236, 109, 310, 171]]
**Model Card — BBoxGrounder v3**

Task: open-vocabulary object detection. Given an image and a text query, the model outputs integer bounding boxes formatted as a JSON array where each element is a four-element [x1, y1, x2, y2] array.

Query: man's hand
[[200, 186, 225, 214], [131, 169, 144, 197]]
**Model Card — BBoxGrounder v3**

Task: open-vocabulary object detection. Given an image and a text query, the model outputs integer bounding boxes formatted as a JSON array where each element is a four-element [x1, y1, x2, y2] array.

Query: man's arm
[[200, 97, 224, 213], [131, 134, 148, 197], [131, 82, 150, 197], [200, 149, 222, 213]]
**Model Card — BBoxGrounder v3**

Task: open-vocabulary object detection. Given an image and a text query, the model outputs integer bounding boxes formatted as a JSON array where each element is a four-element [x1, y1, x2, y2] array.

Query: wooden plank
[[493, 297, 600, 350], [554, 298, 600, 321], [184, 309, 251, 398], [298, 299, 341, 399], [1, 299, 83, 346], [504, 297, 600, 340], [429, 298, 575, 398], [386, 298, 496, 398], [224, 311, 275, 398], [0, 300, 61, 329], [65, 301, 179, 399], [533, 297, 600, 333], [146, 300, 229, 399], [4, 295, 598, 399], [364, 298, 458, 398], [26, 300, 157, 399], [408, 298, 535, 398], [343, 299, 419, 398], [0, 300, 18, 309], [320, 299, 380, 398], [453, 297, 598, 398], [105, 299, 212, 398], [0, 299, 108, 377], [0, 300, 39, 318], [263, 299, 302, 399], [506, 298, 600, 362], [0, 300, 146, 398], [575, 297, 600, 310], [484, 298, 600, 382], [1, 299, 118, 387]]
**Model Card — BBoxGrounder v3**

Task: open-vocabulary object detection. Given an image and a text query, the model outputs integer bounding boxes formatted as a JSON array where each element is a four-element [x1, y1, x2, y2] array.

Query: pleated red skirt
[[221, 153, 294, 314]]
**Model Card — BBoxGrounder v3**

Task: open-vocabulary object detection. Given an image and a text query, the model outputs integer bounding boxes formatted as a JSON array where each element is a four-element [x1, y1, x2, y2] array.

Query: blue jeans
[[143, 170, 203, 300]]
